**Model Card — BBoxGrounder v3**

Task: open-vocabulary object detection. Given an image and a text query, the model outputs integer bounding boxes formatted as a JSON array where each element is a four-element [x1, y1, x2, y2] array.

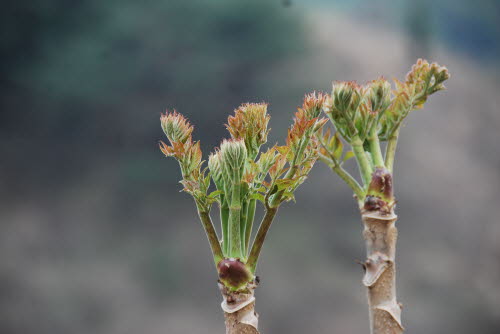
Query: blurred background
[[1, 0, 499, 333]]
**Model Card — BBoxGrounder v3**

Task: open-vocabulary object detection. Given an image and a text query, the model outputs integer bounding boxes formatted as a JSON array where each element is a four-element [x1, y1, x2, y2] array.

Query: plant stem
[[368, 127, 385, 167], [317, 133, 365, 200], [240, 200, 248, 256], [197, 209, 224, 265], [384, 126, 400, 173], [331, 164, 365, 202], [221, 201, 230, 256], [229, 181, 243, 259], [246, 207, 278, 273], [351, 136, 373, 186], [244, 199, 257, 257], [361, 210, 403, 334]]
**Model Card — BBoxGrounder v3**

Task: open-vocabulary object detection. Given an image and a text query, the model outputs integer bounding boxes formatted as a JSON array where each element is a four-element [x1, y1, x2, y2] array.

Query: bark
[[219, 281, 259, 334], [361, 210, 404, 334]]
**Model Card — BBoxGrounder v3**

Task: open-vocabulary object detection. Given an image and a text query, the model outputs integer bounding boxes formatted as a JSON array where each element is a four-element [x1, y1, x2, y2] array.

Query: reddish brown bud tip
[[217, 258, 252, 290], [364, 167, 395, 214], [368, 167, 393, 199]]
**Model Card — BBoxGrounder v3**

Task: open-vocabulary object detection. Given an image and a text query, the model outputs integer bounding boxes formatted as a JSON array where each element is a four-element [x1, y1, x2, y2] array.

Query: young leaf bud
[[226, 103, 270, 159], [208, 150, 224, 186], [403, 59, 451, 109], [160, 110, 193, 144], [368, 78, 392, 112], [332, 81, 356, 113], [428, 63, 450, 94], [220, 139, 247, 182], [302, 91, 328, 119]]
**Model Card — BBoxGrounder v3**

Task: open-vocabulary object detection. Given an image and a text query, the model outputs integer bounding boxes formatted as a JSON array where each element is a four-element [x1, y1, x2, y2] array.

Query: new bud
[[220, 139, 247, 182], [208, 150, 224, 186], [332, 81, 356, 113], [406, 58, 431, 84], [406, 59, 449, 92], [404, 59, 450, 108], [302, 91, 328, 119], [160, 111, 193, 144], [368, 78, 392, 112], [428, 63, 450, 94], [226, 103, 270, 160]]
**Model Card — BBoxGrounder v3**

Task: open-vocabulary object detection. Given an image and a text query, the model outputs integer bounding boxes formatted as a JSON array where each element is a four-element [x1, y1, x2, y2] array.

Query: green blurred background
[[1, 0, 499, 333]]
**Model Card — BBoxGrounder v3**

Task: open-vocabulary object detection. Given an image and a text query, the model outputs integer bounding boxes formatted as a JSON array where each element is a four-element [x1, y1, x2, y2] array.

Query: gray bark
[[361, 211, 404, 334]]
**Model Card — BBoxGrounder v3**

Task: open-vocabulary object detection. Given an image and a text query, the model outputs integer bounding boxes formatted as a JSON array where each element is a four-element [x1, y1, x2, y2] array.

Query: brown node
[[218, 258, 252, 290]]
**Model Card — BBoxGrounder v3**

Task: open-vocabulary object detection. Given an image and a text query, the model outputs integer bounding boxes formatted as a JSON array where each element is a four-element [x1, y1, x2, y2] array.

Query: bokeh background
[[1, 1, 499, 333]]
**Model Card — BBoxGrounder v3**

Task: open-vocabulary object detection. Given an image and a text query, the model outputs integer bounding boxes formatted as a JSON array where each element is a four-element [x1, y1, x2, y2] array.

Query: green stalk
[[368, 127, 385, 167], [240, 199, 248, 256], [331, 164, 365, 203], [220, 198, 229, 256], [351, 135, 374, 186], [197, 209, 224, 266], [318, 135, 365, 202], [244, 199, 257, 256], [246, 207, 278, 273], [228, 179, 243, 259], [384, 126, 400, 173]]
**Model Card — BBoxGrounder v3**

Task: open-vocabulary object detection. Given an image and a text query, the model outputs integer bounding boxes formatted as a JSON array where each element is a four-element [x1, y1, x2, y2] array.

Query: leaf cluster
[[160, 93, 328, 276], [319, 59, 450, 205]]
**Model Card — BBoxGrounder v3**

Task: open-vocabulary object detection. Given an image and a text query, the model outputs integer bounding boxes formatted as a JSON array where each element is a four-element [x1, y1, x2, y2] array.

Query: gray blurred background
[[1, 0, 499, 333]]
